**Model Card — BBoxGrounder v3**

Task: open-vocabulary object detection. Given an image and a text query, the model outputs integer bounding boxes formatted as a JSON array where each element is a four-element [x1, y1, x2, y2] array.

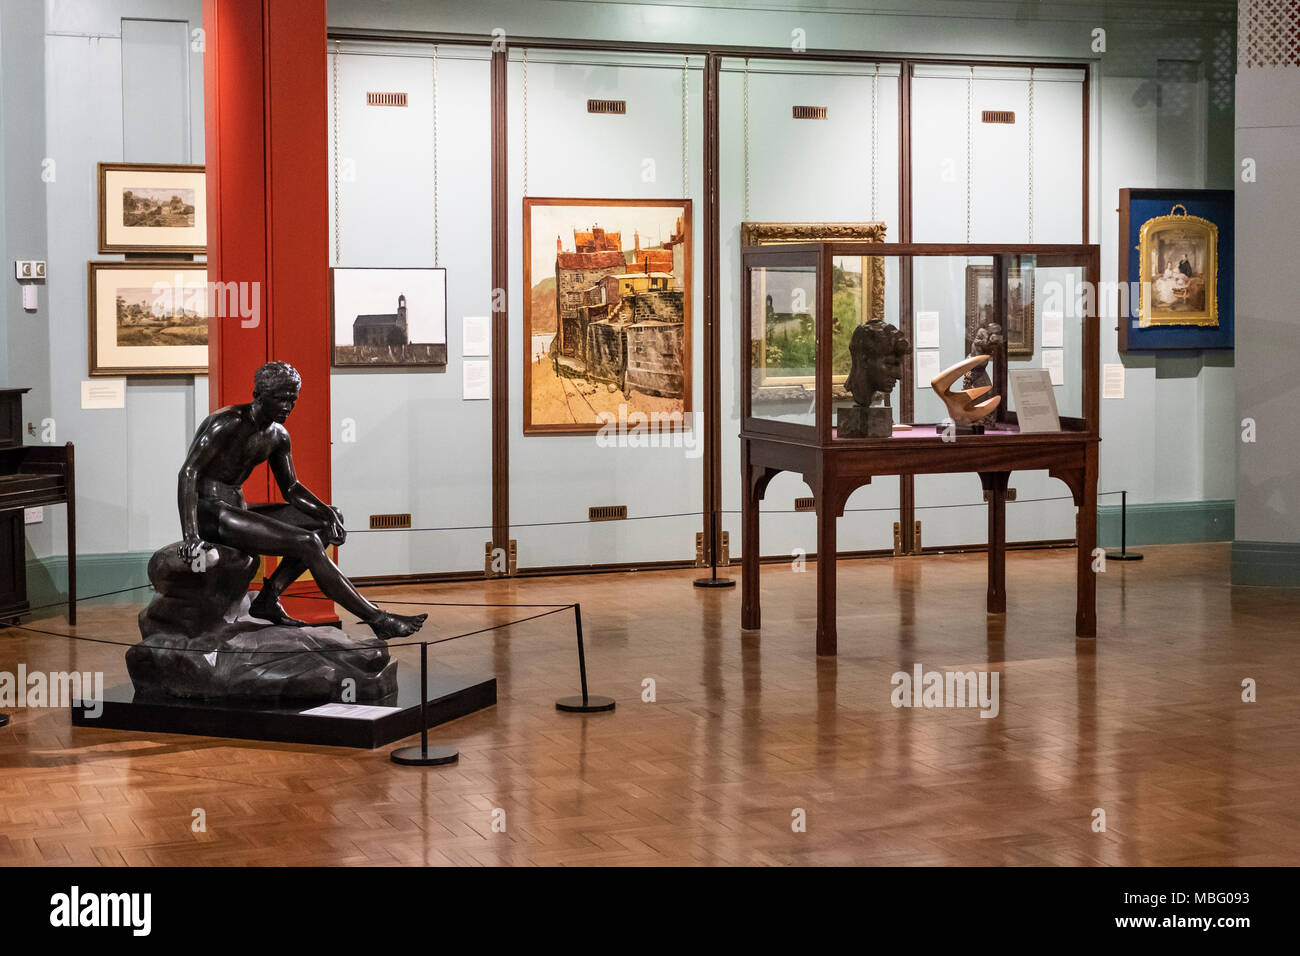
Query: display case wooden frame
[[740, 240, 1101, 655], [741, 241, 1100, 443]]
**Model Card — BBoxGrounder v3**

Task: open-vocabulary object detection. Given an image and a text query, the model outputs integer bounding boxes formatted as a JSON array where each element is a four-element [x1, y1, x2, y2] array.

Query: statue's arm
[[269, 431, 344, 542]]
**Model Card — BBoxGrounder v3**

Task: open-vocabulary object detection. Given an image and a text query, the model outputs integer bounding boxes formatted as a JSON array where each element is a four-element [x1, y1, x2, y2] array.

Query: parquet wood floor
[[1, 542, 1298, 866]]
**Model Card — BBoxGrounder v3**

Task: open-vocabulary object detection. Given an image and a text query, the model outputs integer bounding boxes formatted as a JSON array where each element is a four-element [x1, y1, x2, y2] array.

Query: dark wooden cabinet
[[0, 508, 26, 622], [0, 384, 77, 624]]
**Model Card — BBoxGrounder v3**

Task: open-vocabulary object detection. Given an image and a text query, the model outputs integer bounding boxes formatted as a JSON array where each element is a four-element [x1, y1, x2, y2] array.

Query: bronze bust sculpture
[[178, 361, 426, 639], [839, 319, 910, 437]]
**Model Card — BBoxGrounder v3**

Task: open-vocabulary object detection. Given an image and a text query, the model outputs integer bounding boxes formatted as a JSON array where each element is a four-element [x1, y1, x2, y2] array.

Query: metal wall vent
[[981, 110, 1015, 124], [369, 513, 412, 529], [366, 91, 409, 107], [794, 497, 816, 512], [792, 105, 829, 120], [588, 505, 628, 522], [587, 99, 627, 115]]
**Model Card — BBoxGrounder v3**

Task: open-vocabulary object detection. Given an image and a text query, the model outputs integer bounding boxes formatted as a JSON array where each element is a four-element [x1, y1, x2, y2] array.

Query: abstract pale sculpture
[[930, 354, 1002, 424]]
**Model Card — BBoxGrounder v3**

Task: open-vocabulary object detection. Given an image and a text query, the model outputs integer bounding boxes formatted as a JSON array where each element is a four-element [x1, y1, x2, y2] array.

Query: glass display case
[[742, 241, 1100, 444]]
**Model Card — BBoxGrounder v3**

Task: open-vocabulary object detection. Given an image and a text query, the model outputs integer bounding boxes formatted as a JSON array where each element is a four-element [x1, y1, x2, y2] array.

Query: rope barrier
[[342, 490, 1125, 531]]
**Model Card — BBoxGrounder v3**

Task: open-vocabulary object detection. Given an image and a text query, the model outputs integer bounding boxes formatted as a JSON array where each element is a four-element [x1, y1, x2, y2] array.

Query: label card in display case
[[1009, 369, 1061, 432]]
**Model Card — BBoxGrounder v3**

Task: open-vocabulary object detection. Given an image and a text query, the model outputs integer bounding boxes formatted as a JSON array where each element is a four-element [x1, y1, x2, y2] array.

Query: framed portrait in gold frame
[[740, 221, 885, 387], [1137, 204, 1218, 328]]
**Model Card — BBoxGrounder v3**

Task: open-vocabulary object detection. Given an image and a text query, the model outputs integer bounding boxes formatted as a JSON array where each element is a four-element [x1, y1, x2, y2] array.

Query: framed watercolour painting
[[1118, 187, 1234, 352], [98, 162, 206, 254], [88, 262, 209, 375], [523, 198, 692, 435], [965, 262, 1034, 358], [330, 267, 448, 368]]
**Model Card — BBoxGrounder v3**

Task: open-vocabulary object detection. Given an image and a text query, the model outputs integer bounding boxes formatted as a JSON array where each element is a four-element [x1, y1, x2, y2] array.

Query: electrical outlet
[[14, 260, 46, 280]]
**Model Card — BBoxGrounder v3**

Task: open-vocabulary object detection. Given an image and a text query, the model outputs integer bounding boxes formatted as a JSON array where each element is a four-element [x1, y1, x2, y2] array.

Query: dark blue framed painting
[[1117, 188, 1234, 352]]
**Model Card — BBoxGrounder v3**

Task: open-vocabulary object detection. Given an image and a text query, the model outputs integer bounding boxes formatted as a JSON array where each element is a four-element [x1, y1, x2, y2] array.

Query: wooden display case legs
[[740, 432, 1100, 655]]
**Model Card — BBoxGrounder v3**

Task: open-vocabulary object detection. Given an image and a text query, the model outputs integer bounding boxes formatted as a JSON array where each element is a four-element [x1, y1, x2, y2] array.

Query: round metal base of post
[[1105, 551, 1144, 561], [693, 576, 736, 589], [390, 744, 459, 766], [556, 695, 616, 713], [0, 713, 9, 728]]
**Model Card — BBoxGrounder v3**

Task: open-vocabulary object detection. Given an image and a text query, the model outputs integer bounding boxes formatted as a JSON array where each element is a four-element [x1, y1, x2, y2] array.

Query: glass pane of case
[[911, 255, 995, 426], [830, 254, 902, 428], [749, 263, 819, 428], [1009, 254, 1085, 421]]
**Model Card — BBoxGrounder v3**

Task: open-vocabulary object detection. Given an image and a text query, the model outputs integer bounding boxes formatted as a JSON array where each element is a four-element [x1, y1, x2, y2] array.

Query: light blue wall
[[328, 0, 1237, 563], [4, 0, 1238, 599], [1232, 0, 1300, 584], [7, 0, 203, 595]]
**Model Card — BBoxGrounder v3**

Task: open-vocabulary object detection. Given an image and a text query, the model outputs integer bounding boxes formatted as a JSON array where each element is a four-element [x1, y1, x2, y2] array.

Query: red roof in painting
[[556, 250, 627, 270]]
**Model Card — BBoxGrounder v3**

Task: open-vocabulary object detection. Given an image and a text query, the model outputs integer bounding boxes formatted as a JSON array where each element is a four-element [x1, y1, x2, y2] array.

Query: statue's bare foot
[[248, 594, 309, 628], [366, 611, 428, 639]]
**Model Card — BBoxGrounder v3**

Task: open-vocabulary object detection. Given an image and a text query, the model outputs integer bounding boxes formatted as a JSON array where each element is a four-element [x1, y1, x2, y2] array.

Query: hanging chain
[[432, 45, 440, 266], [332, 40, 341, 265], [681, 56, 689, 196], [522, 49, 529, 198], [966, 66, 973, 243], [1027, 67, 1035, 243], [743, 58, 751, 221], [871, 63, 879, 221]]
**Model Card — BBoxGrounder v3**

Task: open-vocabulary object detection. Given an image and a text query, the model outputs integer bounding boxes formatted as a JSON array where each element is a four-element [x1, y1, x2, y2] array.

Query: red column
[[205, 0, 335, 623]]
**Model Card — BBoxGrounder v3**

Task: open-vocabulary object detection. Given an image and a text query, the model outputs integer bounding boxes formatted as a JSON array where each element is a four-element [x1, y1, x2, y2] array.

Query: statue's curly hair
[[253, 360, 302, 396]]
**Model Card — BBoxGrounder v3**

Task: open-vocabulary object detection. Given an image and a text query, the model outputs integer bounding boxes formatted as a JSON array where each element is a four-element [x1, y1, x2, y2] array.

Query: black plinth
[[70, 668, 495, 749]]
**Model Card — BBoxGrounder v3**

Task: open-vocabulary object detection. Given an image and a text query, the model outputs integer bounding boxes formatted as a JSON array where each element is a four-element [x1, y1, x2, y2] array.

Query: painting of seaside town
[[523, 198, 692, 434]]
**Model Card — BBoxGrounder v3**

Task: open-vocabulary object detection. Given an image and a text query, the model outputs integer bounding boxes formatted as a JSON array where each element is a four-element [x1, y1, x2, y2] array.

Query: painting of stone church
[[523, 199, 692, 434], [331, 267, 448, 368]]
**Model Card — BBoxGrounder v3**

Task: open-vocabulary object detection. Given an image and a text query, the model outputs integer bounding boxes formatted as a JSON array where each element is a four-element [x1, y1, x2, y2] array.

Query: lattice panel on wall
[[1240, 0, 1300, 68]]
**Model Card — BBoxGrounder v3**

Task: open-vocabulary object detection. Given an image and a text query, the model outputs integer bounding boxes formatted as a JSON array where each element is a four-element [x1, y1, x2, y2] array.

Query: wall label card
[[463, 358, 490, 400], [1009, 369, 1061, 433], [915, 311, 941, 349], [1042, 348, 1065, 385], [1043, 310, 1064, 348], [1103, 363, 1126, 399], [81, 378, 125, 409], [915, 349, 941, 386], [463, 315, 490, 356]]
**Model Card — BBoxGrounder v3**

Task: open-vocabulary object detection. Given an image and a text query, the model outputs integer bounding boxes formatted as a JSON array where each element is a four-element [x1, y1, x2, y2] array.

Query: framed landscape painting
[[523, 197, 692, 435], [330, 267, 448, 368], [88, 262, 209, 375], [965, 262, 1034, 358], [98, 162, 206, 254]]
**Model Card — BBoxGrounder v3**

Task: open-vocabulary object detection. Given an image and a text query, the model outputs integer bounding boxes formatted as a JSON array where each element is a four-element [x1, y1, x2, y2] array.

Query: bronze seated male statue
[[177, 360, 426, 639]]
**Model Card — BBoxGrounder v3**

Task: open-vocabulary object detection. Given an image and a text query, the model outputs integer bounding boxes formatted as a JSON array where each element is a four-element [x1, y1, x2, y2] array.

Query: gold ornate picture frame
[[740, 221, 885, 387], [1138, 204, 1218, 328]]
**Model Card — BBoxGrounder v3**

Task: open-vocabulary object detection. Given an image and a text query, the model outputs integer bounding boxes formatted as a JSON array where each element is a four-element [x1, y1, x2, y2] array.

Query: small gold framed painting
[[1138, 204, 1218, 328]]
